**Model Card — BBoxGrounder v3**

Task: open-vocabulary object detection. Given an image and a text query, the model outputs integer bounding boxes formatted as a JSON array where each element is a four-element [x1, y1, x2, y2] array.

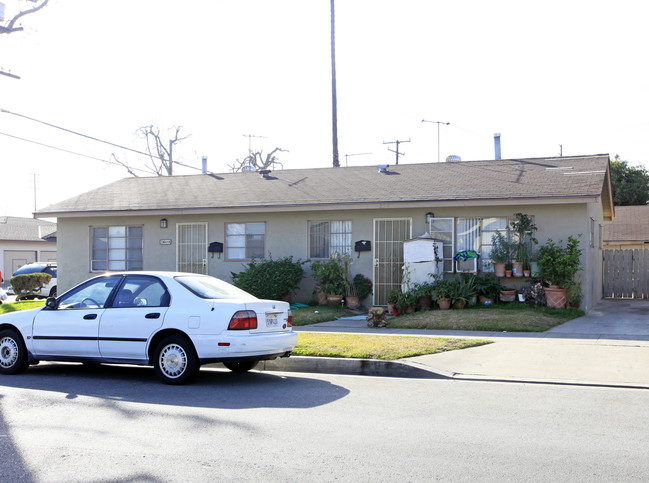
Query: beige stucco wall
[[56, 201, 602, 311]]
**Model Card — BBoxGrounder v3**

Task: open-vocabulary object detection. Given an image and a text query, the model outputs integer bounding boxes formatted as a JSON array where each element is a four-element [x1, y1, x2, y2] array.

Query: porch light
[[425, 212, 435, 224], [160, 218, 168, 229]]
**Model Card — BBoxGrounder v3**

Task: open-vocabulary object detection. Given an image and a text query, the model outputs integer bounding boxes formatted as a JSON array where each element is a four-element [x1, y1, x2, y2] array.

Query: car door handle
[[83, 314, 98, 320], [145, 313, 161, 319]]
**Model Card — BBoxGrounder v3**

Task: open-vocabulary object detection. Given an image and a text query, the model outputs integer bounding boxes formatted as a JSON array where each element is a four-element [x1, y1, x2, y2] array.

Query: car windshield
[[175, 275, 256, 300], [14, 265, 47, 275]]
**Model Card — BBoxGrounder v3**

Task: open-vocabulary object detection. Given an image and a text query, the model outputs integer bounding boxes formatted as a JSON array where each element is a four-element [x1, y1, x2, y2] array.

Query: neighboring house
[[602, 205, 649, 249], [0, 216, 57, 284], [602, 205, 649, 299], [35, 154, 614, 312]]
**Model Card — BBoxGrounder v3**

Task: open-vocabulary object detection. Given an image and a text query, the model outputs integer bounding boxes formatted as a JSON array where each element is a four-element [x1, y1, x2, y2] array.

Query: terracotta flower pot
[[505, 270, 513, 277], [493, 263, 506, 277], [388, 303, 399, 316], [417, 295, 433, 310], [345, 295, 360, 310], [438, 297, 451, 310], [327, 294, 343, 307], [545, 286, 567, 308], [499, 289, 517, 303], [512, 261, 523, 277]]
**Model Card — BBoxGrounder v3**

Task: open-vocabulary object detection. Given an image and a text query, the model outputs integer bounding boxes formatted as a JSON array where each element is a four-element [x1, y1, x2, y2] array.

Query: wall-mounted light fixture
[[425, 212, 435, 224], [160, 218, 168, 229]]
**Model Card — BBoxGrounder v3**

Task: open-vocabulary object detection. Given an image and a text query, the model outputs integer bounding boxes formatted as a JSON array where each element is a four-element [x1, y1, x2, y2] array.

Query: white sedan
[[0, 272, 297, 384]]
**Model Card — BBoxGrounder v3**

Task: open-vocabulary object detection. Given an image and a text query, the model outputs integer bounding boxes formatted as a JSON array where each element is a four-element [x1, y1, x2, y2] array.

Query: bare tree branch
[[137, 125, 190, 176], [1, 0, 49, 34], [229, 147, 288, 173]]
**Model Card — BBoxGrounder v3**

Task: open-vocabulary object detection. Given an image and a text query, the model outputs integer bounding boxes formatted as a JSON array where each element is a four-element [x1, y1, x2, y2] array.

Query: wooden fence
[[603, 249, 649, 299]]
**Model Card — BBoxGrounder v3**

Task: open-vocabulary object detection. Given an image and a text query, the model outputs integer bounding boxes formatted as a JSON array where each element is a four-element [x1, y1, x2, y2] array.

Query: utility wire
[[0, 131, 153, 174], [0, 108, 209, 174]]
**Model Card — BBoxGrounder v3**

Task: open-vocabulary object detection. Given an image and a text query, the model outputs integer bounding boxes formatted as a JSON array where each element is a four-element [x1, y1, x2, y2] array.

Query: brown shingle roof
[[35, 154, 612, 217], [603, 205, 649, 243]]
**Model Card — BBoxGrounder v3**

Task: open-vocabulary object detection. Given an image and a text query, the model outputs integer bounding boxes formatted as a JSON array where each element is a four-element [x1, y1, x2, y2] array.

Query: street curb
[[259, 356, 452, 379], [256, 356, 649, 390]]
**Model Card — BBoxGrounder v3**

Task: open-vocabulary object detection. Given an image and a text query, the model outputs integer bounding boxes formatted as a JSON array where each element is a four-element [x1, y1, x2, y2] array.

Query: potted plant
[[311, 257, 346, 306], [499, 286, 517, 303], [431, 279, 452, 310], [536, 235, 582, 308], [510, 213, 538, 278], [387, 289, 401, 315], [352, 273, 373, 302], [505, 262, 513, 277], [459, 273, 478, 306], [489, 232, 510, 277], [449, 279, 473, 309], [475, 274, 501, 305], [412, 282, 434, 310], [396, 291, 418, 314]]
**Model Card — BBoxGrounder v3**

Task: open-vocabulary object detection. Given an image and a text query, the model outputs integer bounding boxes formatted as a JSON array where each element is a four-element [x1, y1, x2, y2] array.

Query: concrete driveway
[[409, 299, 649, 388]]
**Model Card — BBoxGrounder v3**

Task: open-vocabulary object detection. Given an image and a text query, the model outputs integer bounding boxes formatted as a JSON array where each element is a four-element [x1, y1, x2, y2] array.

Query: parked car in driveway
[[0, 271, 297, 384], [8, 262, 57, 298]]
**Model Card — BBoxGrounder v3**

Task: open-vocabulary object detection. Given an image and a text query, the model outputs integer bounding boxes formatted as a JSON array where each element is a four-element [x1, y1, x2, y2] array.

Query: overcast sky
[[1, 0, 648, 218]]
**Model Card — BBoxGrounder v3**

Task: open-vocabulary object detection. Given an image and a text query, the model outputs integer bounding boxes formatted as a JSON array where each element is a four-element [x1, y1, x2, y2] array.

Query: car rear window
[[175, 275, 257, 300]]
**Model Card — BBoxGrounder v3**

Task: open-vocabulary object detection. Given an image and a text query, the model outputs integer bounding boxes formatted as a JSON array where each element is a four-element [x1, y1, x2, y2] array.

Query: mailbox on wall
[[208, 241, 223, 258], [354, 240, 371, 252]]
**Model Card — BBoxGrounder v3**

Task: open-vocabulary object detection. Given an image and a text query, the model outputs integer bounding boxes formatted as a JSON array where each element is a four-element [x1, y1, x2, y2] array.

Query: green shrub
[[10, 273, 52, 300], [231, 256, 305, 300], [310, 258, 346, 296], [352, 274, 373, 300]]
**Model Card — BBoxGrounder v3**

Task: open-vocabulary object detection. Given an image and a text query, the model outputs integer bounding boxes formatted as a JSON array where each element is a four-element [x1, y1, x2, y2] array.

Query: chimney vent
[[201, 156, 207, 174], [259, 169, 271, 178], [494, 133, 502, 160], [377, 164, 389, 173]]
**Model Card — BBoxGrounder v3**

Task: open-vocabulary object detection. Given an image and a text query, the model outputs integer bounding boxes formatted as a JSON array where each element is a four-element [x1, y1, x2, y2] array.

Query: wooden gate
[[603, 249, 649, 299]]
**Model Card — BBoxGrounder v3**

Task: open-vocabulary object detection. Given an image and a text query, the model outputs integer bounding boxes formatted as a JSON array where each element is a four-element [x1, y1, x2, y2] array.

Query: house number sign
[[160, 239, 172, 245]]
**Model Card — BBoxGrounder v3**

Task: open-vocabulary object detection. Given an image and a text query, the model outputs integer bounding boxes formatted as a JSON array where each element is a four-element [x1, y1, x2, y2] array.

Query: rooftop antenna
[[344, 152, 372, 167], [243, 134, 267, 155], [421, 120, 450, 163], [383, 139, 410, 165]]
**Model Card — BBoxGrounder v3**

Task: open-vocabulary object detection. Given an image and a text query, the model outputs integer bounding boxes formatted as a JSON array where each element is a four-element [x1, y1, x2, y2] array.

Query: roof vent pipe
[[494, 133, 501, 160], [377, 164, 389, 173], [201, 156, 208, 174]]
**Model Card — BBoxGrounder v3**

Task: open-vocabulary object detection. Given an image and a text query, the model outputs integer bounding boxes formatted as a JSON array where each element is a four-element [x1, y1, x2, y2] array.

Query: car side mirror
[[45, 297, 57, 310]]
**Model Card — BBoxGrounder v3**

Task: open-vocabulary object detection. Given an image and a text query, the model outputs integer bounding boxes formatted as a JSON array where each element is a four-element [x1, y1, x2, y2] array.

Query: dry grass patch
[[293, 332, 491, 360]]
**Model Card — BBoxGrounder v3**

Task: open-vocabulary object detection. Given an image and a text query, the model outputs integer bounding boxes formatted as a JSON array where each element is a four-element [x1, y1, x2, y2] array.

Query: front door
[[373, 218, 412, 305], [177, 223, 208, 274]]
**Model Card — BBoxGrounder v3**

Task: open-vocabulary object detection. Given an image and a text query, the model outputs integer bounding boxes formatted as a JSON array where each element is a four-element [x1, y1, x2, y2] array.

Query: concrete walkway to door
[[294, 299, 649, 388]]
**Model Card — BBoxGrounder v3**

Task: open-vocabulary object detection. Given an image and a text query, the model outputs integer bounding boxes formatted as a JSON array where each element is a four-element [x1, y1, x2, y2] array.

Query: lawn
[[0, 300, 45, 315], [387, 304, 584, 332], [291, 305, 357, 326], [293, 332, 491, 360]]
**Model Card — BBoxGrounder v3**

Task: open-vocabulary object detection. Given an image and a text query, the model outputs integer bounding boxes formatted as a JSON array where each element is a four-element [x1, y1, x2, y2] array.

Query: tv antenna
[[344, 152, 372, 167], [243, 134, 267, 154]]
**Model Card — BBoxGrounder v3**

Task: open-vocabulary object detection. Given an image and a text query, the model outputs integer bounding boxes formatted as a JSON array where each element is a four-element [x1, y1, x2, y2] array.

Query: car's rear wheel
[[153, 335, 198, 385], [223, 361, 259, 373], [0, 330, 29, 375]]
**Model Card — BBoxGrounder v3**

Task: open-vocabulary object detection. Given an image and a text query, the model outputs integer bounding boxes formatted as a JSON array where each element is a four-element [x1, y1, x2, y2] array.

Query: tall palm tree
[[330, 0, 340, 168]]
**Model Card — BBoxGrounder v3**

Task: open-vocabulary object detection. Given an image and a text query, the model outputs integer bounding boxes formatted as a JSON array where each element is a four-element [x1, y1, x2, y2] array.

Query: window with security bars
[[309, 221, 352, 258], [480, 217, 509, 272], [226, 222, 266, 260], [91, 226, 143, 272]]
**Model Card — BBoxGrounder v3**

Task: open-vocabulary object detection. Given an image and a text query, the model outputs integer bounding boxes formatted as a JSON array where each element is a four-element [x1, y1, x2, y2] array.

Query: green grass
[[0, 300, 45, 315], [387, 303, 584, 332], [293, 332, 491, 360], [291, 305, 358, 326]]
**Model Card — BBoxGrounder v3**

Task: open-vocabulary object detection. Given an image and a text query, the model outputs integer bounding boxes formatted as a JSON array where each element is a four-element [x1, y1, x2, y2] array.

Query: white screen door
[[373, 218, 412, 305], [177, 223, 208, 274]]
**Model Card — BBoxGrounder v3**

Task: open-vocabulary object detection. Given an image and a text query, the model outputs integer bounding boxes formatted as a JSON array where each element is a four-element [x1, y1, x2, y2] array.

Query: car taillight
[[287, 309, 293, 327], [228, 310, 258, 330]]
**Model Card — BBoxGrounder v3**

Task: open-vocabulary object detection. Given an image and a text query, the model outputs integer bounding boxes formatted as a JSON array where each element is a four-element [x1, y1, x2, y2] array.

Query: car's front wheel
[[0, 329, 29, 375], [153, 335, 198, 385], [223, 361, 259, 373]]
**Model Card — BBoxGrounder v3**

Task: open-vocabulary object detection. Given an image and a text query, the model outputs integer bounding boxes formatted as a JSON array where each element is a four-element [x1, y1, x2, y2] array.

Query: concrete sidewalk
[[267, 300, 649, 389]]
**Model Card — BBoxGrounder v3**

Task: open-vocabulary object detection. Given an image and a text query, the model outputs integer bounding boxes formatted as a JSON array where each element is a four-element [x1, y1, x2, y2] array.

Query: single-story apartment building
[[35, 154, 614, 312], [0, 216, 57, 284]]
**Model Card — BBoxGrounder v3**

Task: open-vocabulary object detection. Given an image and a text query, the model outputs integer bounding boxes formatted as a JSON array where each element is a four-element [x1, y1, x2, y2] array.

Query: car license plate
[[266, 313, 279, 327]]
